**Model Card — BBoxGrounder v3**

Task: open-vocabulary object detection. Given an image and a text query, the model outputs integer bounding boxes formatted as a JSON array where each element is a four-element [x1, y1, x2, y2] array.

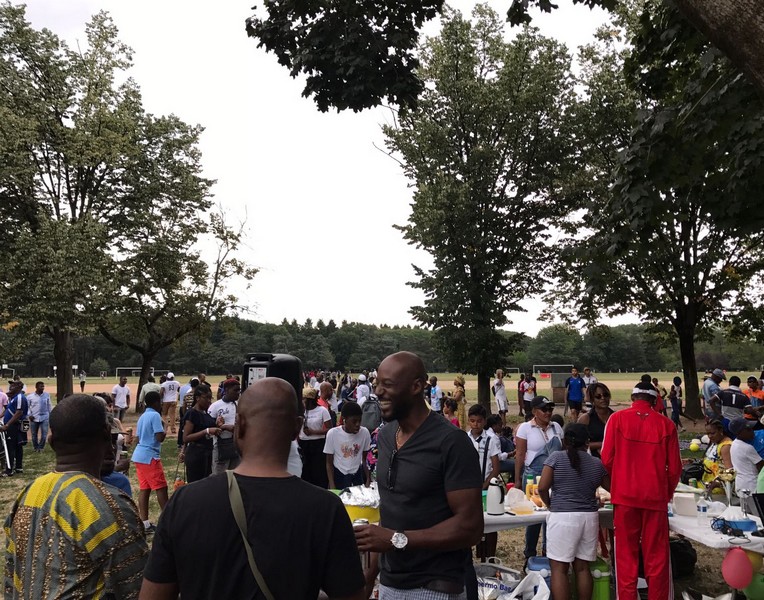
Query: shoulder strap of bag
[[226, 470, 276, 600], [481, 436, 490, 478]]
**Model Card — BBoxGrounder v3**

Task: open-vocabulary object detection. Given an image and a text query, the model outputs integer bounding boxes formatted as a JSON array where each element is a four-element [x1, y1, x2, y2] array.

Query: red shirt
[[601, 399, 682, 511]]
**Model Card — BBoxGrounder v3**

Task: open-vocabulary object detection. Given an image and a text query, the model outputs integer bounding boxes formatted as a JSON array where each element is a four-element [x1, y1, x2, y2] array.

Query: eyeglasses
[[387, 448, 399, 490], [538, 406, 554, 412]]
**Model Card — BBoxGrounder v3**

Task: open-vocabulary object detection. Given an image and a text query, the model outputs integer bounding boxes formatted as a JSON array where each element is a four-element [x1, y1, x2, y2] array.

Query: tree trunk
[[136, 352, 156, 413], [477, 369, 491, 411], [52, 327, 74, 401], [677, 326, 702, 419], [675, 0, 764, 98]]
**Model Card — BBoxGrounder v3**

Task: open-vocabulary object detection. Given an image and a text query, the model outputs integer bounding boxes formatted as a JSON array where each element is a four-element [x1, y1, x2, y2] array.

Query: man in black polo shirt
[[355, 352, 483, 599]]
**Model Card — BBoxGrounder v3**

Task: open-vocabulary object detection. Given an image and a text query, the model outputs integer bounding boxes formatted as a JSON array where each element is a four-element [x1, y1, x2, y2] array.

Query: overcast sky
[[22, 0, 631, 336]]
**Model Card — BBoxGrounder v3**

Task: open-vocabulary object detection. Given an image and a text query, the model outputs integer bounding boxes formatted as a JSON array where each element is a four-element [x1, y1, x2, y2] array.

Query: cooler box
[[571, 557, 610, 600], [590, 557, 611, 600], [242, 353, 303, 413], [526, 556, 551, 590]]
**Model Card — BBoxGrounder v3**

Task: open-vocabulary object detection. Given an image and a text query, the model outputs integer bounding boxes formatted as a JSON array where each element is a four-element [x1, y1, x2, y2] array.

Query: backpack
[[680, 460, 707, 485], [361, 395, 382, 432], [670, 538, 697, 578]]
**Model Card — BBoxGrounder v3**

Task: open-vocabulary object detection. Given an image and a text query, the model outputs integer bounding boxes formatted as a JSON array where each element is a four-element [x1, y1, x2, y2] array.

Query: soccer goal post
[[532, 364, 574, 374], [115, 367, 156, 380]]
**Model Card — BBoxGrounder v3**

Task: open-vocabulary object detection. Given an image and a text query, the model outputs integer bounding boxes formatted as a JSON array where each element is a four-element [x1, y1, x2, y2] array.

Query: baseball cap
[[712, 368, 726, 380], [166, 372, 175, 379], [358, 374, 367, 382], [530, 396, 554, 410], [729, 417, 756, 436]]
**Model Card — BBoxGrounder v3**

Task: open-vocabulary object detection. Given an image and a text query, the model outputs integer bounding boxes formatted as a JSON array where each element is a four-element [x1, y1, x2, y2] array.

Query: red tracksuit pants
[[614, 505, 673, 600]]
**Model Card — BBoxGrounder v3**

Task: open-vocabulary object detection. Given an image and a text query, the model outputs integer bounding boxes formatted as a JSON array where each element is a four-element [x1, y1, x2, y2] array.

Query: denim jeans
[[30, 419, 49, 450]]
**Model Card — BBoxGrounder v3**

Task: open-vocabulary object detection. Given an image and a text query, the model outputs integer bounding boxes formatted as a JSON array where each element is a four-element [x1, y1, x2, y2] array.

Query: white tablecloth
[[484, 508, 613, 534], [669, 514, 764, 554], [485, 509, 764, 555]]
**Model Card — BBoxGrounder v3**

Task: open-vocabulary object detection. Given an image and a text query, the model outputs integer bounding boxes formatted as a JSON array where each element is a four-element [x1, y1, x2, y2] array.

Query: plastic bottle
[[525, 474, 535, 498], [696, 495, 708, 525]]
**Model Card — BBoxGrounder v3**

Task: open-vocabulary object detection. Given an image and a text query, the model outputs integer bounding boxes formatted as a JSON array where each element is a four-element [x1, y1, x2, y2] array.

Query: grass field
[[0, 370, 742, 596]]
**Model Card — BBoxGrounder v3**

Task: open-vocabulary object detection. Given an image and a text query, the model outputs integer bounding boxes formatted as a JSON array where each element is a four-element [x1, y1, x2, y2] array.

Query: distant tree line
[[4, 318, 764, 380]]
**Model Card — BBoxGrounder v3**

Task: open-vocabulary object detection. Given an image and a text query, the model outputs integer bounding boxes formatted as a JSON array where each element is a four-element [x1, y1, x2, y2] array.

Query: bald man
[[354, 352, 483, 599], [140, 378, 366, 600]]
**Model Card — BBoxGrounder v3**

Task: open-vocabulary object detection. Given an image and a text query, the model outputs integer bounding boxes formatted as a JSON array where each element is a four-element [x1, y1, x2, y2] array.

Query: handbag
[[227, 470, 275, 600], [172, 456, 186, 493], [217, 436, 238, 461]]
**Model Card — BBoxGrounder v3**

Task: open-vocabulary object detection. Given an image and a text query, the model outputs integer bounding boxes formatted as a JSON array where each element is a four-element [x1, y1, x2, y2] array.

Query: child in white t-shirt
[[324, 402, 371, 490]]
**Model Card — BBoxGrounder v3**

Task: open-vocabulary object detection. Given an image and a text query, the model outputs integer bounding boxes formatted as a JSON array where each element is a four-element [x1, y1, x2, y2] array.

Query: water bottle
[[696, 495, 708, 525]]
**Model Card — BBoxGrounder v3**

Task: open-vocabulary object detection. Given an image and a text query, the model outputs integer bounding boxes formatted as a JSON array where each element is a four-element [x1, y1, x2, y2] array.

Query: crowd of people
[[4, 360, 764, 599]]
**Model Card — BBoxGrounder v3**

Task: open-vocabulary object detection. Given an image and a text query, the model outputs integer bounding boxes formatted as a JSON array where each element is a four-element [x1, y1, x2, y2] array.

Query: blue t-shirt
[[3, 393, 28, 425], [702, 378, 721, 401], [751, 430, 764, 458], [102, 472, 132, 496], [132, 407, 164, 464], [565, 377, 586, 402]]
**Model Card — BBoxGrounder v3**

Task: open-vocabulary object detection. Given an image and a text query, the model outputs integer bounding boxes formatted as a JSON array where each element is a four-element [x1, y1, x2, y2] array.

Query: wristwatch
[[391, 531, 408, 551]]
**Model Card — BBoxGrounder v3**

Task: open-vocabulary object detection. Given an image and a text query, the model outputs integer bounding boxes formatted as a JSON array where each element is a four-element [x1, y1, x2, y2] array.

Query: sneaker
[[1, 472, 12, 478], [14, 469, 23, 474], [144, 523, 156, 534]]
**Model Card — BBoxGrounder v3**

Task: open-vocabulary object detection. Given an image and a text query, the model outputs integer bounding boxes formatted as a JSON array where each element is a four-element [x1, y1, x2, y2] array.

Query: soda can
[[353, 518, 370, 570], [688, 478, 697, 489]]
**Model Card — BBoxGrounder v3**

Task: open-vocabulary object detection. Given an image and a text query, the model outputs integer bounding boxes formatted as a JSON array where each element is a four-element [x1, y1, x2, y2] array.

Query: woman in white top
[[515, 396, 564, 561], [493, 370, 509, 426], [298, 387, 331, 488]]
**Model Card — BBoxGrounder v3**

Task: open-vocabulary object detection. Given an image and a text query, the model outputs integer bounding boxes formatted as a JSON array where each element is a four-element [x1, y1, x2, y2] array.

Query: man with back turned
[[140, 377, 366, 600]]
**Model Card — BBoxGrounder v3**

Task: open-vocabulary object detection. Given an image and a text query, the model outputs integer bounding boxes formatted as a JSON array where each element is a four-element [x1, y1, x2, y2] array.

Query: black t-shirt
[[144, 473, 365, 599], [183, 408, 217, 450], [376, 412, 483, 589]]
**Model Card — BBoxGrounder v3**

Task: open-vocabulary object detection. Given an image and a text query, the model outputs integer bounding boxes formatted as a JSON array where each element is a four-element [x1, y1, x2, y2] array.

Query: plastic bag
[[475, 558, 522, 600], [504, 488, 526, 508], [501, 572, 550, 600]]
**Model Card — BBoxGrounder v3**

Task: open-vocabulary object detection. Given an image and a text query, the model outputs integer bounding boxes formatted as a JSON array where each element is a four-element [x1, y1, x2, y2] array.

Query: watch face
[[391, 532, 408, 549]]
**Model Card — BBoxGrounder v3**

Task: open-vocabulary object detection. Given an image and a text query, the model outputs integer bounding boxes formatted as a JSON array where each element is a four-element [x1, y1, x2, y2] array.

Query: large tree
[[245, 0, 764, 112], [0, 5, 239, 398], [549, 1, 764, 417], [385, 5, 579, 409], [99, 208, 257, 408], [0, 5, 144, 397]]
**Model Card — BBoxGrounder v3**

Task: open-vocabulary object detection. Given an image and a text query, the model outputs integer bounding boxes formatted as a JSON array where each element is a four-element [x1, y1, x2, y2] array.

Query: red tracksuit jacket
[[601, 399, 682, 512]]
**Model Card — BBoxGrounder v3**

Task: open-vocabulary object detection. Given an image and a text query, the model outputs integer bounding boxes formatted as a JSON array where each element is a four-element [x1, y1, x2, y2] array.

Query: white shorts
[[546, 511, 599, 563], [496, 395, 508, 412]]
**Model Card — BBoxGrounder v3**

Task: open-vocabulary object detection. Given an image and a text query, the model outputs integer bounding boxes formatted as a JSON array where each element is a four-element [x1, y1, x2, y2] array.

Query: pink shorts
[[135, 459, 167, 491]]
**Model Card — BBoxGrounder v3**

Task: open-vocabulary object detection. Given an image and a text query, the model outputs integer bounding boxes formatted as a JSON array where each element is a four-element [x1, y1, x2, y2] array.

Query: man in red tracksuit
[[601, 381, 682, 600]]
